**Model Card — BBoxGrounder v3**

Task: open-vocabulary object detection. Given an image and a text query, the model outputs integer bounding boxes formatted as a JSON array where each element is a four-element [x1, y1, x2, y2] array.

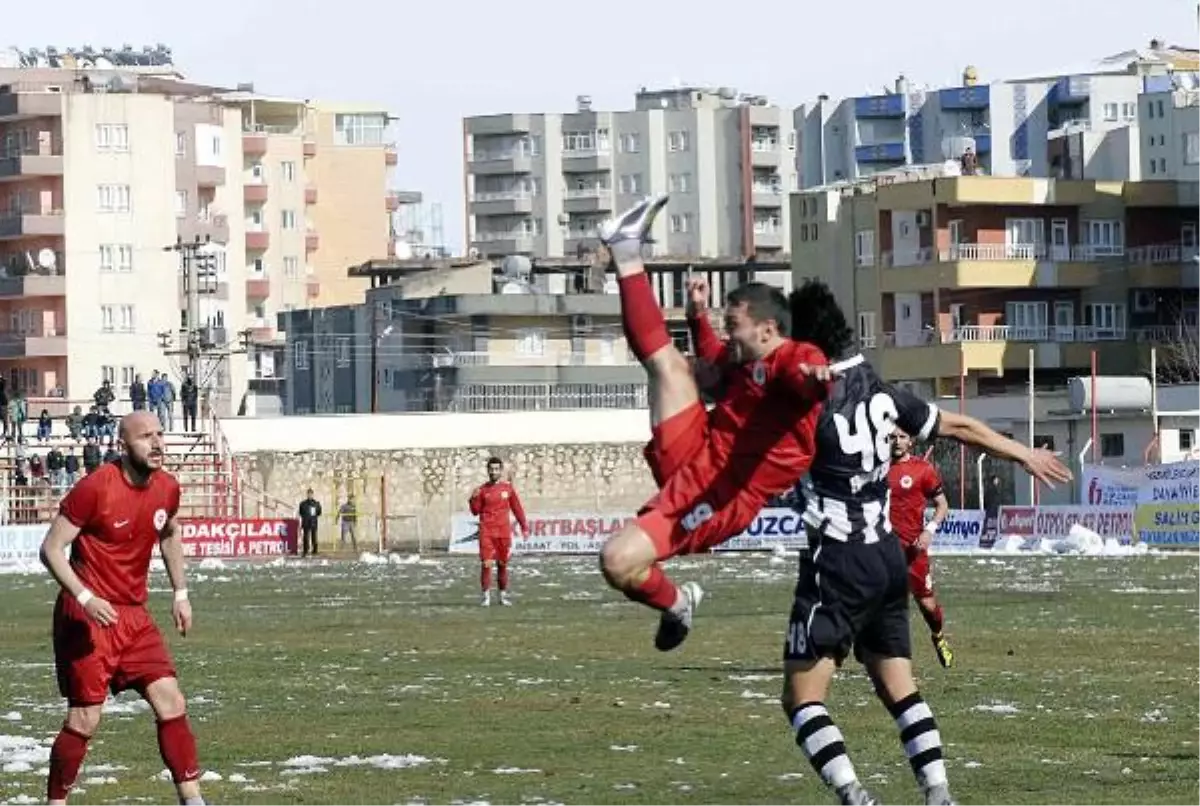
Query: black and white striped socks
[[889, 691, 948, 789], [789, 701, 859, 789]]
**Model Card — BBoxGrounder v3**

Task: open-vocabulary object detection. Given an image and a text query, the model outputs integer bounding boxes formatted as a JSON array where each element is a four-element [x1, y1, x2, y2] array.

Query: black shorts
[[783, 527, 911, 665]]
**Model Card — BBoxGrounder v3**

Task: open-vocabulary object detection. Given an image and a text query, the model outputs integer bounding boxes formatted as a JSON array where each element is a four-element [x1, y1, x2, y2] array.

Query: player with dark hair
[[778, 279, 1071, 805], [469, 456, 528, 606], [596, 193, 830, 652], [887, 427, 953, 667], [39, 411, 205, 806]]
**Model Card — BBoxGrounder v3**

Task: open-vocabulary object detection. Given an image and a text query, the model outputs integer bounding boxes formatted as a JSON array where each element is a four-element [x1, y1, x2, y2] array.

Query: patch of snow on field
[[972, 702, 1020, 715], [0, 735, 49, 772]]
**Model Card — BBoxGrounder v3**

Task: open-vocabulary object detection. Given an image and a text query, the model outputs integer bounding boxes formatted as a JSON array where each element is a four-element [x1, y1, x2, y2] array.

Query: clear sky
[[9, 0, 1196, 253]]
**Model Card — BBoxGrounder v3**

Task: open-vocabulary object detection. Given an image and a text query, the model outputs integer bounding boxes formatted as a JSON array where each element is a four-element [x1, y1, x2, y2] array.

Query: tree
[[1154, 316, 1199, 385]]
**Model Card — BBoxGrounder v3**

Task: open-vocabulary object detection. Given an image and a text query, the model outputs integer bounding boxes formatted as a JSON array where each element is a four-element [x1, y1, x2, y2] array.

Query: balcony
[[754, 224, 784, 250], [196, 165, 225, 187], [306, 279, 320, 298], [751, 184, 784, 208], [563, 227, 600, 255], [0, 152, 64, 181], [878, 242, 1125, 293], [0, 267, 66, 297], [303, 138, 317, 158], [383, 142, 397, 166], [398, 348, 638, 370], [0, 327, 67, 359], [561, 149, 612, 173], [1050, 76, 1091, 104], [394, 347, 643, 386], [469, 190, 534, 216], [242, 133, 268, 156], [0, 87, 63, 121], [750, 140, 781, 167], [879, 324, 1146, 378], [305, 229, 320, 251], [468, 151, 534, 175], [1126, 243, 1200, 288], [306, 185, 319, 205], [465, 114, 533, 136], [250, 324, 275, 342], [856, 141, 906, 163], [0, 210, 64, 240], [245, 230, 270, 250], [196, 212, 230, 244], [938, 85, 991, 111], [854, 94, 906, 119], [246, 275, 270, 298], [471, 230, 536, 254], [563, 187, 613, 213], [244, 182, 269, 203]]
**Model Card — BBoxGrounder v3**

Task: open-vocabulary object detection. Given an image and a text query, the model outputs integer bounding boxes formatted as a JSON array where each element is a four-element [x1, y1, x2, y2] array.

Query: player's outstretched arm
[[937, 410, 1073, 488], [159, 516, 192, 636], [40, 514, 119, 627]]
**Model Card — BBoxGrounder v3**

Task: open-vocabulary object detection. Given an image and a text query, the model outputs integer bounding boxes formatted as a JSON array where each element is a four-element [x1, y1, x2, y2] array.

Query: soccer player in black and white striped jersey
[[778, 280, 1071, 806]]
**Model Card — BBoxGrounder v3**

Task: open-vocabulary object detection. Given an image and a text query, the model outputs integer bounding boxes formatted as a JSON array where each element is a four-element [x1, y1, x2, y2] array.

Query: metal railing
[[473, 230, 537, 243], [564, 187, 610, 198], [243, 124, 304, 136], [395, 348, 637, 369], [880, 324, 1170, 347], [446, 382, 648, 413], [1127, 243, 1200, 265], [469, 150, 535, 163], [471, 190, 533, 202]]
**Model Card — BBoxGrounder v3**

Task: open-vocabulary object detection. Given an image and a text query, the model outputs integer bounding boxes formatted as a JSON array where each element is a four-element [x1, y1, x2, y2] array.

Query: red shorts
[[479, 535, 512, 563], [53, 593, 177, 707], [637, 403, 763, 561], [903, 542, 935, 599]]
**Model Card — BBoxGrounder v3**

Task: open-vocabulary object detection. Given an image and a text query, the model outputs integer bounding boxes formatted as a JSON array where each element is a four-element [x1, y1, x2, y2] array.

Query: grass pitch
[[0, 552, 1196, 805]]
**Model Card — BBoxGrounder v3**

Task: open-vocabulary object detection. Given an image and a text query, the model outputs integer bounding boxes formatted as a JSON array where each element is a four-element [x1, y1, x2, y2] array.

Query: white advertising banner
[[0, 524, 47, 562], [924, 509, 986, 552], [1081, 460, 1200, 508]]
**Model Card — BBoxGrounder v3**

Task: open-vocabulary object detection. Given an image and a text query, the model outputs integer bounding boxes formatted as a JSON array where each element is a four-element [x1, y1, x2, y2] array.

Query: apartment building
[[796, 42, 1196, 187], [791, 173, 1198, 399], [1138, 81, 1199, 181], [463, 86, 796, 260]]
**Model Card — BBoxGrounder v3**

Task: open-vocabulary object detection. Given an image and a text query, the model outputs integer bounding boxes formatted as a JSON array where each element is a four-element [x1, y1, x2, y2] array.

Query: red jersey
[[468, 481, 528, 540], [887, 456, 944, 544], [688, 312, 828, 499], [59, 462, 181, 606]]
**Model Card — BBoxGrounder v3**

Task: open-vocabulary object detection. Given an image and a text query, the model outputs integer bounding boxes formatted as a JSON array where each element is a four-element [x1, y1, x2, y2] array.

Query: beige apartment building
[[0, 64, 396, 413], [791, 173, 1198, 399]]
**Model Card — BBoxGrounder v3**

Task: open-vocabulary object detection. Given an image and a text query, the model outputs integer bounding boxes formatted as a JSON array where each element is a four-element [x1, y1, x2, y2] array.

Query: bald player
[[39, 411, 206, 805]]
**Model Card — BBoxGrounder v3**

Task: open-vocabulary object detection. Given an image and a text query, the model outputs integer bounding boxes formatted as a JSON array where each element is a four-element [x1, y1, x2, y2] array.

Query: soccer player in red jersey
[[469, 456, 529, 607], [39, 411, 205, 806], [596, 193, 830, 651], [887, 428, 954, 668]]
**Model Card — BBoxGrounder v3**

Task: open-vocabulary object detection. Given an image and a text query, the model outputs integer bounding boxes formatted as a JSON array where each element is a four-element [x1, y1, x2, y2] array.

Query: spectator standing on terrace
[[180, 375, 198, 433], [468, 457, 528, 607], [37, 409, 53, 442], [148, 372, 164, 425], [47, 446, 66, 493], [93, 381, 115, 412], [82, 438, 102, 476], [160, 374, 177, 432], [96, 407, 116, 442], [298, 489, 322, 558], [339, 494, 358, 552], [66, 406, 84, 441], [102, 441, 120, 465], [0, 376, 8, 440], [130, 375, 147, 412], [9, 390, 27, 443], [64, 448, 80, 488]]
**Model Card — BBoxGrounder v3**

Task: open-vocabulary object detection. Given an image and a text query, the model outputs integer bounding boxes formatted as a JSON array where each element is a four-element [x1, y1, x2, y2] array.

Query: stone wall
[[233, 441, 654, 550]]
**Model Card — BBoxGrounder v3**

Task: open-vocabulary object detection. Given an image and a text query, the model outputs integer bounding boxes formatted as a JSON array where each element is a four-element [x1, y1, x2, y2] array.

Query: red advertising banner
[[997, 505, 1133, 541], [177, 518, 299, 559]]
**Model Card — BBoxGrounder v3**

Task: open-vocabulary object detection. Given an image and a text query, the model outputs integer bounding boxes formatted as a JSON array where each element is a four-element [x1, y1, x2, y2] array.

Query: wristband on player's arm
[[925, 520, 942, 534], [75, 588, 94, 607], [174, 589, 189, 602]]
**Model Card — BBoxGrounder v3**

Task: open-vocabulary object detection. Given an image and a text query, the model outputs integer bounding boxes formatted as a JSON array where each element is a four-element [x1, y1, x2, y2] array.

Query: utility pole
[[370, 301, 379, 413], [163, 235, 209, 384]]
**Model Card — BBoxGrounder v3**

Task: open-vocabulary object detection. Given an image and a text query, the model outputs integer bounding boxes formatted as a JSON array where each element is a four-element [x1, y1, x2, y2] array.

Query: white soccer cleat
[[480, 592, 491, 607], [499, 592, 513, 606], [654, 581, 704, 652], [598, 193, 669, 247]]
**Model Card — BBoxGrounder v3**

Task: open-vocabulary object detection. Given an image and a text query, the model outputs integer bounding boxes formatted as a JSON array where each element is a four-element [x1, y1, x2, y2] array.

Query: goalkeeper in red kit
[[39, 411, 205, 805], [886, 427, 954, 668], [469, 456, 528, 607]]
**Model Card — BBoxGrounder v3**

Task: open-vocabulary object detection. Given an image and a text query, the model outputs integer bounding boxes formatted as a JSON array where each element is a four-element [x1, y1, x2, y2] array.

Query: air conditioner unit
[[1133, 290, 1157, 313], [916, 211, 931, 227]]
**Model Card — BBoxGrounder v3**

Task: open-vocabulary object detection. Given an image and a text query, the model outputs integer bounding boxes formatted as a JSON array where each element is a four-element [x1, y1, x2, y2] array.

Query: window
[[515, 329, 546, 357], [97, 184, 131, 212], [1156, 100, 1164, 117], [175, 190, 188, 218], [100, 305, 134, 332], [1005, 301, 1048, 339], [667, 131, 690, 152], [1101, 103, 1118, 122], [619, 133, 641, 153], [1033, 434, 1056, 451], [1181, 430, 1195, 452], [1006, 218, 1044, 250], [800, 224, 809, 242], [1100, 433, 1125, 459], [1185, 133, 1199, 166], [334, 113, 386, 146], [857, 311, 877, 348], [293, 339, 309, 370], [100, 365, 115, 385], [669, 213, 692, 234], [618, 174, 643, 194], [854, 230, 875, 267], [250, 162, 266, 182], [94, 124, 129, 151], [281, 210, 297, 230], [1158, 157, 1167, 174], [281, 161, 297, 182], [1084, 302, 1125, 337], [1121, 102, 1136, 121], [562, 129, 610, 153], [121, 365, 135, 390], [284, 257, 300, 278], [175, 131, 186, 157], [100, 305, 114, 332], [335, 337, 351, 367], [99, 244, 133, 273], [668, 173, 692, 193], [118, 305, 134, 332], [1083, 219, 1124, 254]]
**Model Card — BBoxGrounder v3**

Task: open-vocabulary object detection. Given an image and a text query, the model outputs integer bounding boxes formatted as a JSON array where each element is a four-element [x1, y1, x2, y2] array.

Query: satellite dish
[[37, 249, 57, 272]]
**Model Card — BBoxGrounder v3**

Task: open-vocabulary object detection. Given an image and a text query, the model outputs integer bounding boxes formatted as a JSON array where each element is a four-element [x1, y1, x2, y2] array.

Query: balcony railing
[[884, 242, 1136, 266], [394, 348, 637, 369], [473, 230, 537, 242], [1127, 243, 1200, 265], [243, 123, 303, 136], [565, 227, 601, 240], [471, 190, 533, 202], [752, 184, 783, 195], [445, 382, 648, 413], [469, 150, 534, 163], [564, 187, 609, 199], [882, 324, 1152, 347], [751, 140, 780, 152], [881, 247, 935, 267]]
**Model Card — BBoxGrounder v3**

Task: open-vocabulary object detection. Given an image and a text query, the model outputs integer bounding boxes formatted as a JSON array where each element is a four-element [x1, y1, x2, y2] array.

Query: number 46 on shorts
[[786, 620, 809, 658]]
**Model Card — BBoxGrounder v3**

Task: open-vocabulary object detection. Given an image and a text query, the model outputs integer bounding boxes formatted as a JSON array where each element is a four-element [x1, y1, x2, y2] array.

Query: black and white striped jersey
[[794, 354, 941, 543]]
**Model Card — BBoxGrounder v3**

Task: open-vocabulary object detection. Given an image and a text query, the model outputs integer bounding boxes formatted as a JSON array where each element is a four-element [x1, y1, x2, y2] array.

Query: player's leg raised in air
[[908, 550, 953, 667], [596, 193, 704, 651]]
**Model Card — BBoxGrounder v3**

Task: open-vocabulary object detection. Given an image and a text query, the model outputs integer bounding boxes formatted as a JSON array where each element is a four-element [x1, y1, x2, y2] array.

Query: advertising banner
[[177, 518, 299, 558], [1133, 502, 1200, 547], [997, 505, 1134, 543], [0, 524, 48, 561], [1082, 460, 1200, 508], [925, 509, 985, 552]]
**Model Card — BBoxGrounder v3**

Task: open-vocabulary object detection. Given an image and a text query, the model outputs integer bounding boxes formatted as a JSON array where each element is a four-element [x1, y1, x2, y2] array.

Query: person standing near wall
[[469, 457, 529, 607], [298, 489, 322, 558]]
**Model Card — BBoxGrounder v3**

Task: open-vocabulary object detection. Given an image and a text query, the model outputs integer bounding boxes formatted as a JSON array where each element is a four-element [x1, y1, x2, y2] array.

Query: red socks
[[617, 273, 671, 362], [47, 725, 90, 801], [497, 563, 509, 591], [923, 604, 945, 635], [625, 564, 681, 612], [480, 564, 492, 592], [157, 715, 201, 784]]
